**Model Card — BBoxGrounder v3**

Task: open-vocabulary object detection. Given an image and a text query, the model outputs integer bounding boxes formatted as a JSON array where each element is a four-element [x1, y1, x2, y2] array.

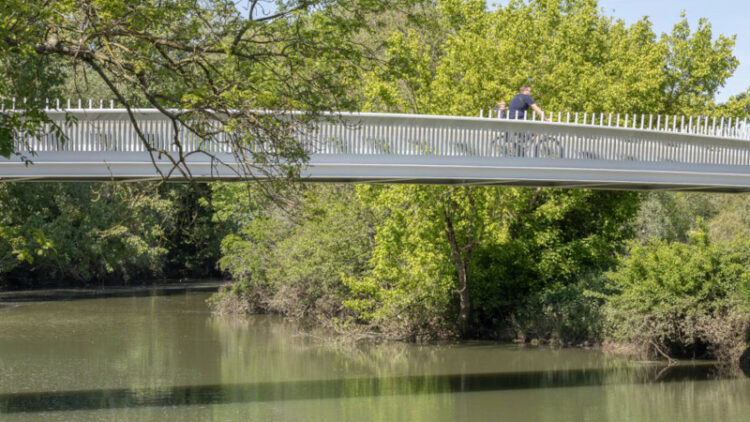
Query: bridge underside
[[2, 153, 750, 192]]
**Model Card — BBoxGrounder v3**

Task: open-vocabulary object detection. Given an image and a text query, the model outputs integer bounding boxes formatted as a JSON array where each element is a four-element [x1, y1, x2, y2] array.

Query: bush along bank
[[210, 184, 750, 367], [602, 230, 750, 366]]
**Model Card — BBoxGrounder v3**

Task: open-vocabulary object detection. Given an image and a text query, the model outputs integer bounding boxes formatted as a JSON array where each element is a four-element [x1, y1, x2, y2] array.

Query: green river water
[[1, 287, 749, 421]]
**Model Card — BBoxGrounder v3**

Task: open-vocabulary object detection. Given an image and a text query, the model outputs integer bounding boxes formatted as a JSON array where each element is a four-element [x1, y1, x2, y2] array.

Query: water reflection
[[1, 289, 749, 422], [0, 365, 718, 413]]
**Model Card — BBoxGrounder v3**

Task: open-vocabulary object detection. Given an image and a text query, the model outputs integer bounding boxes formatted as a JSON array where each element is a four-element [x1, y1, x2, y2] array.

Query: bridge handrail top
[[37, 108, 749, 122], [36, 108, 749, 145]]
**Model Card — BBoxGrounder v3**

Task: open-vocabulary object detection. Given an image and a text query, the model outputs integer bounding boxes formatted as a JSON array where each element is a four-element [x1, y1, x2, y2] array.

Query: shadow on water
[[0, 281, 223, 303], [0, 365, 719, 413]]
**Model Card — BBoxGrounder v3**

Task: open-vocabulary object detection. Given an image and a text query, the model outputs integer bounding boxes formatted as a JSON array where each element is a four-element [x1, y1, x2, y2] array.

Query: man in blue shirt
[[508, 85, 549, 120]]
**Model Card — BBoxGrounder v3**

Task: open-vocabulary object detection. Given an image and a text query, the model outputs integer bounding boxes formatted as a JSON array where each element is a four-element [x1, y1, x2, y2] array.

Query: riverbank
[[0, 280, 225, 303]]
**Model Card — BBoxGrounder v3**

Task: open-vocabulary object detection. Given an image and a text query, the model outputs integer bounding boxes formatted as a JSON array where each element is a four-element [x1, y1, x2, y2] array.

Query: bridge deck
[[1, 109, 749, 191]]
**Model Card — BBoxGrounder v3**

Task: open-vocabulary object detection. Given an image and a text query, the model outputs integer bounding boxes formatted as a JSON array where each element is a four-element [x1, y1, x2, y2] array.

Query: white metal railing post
[[9, 106, 750, 180]]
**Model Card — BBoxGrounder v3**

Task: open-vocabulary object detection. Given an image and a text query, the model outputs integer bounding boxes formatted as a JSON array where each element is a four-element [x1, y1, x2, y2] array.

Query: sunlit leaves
[[364, 0, 739, 116], [0, 0, 419, 178]]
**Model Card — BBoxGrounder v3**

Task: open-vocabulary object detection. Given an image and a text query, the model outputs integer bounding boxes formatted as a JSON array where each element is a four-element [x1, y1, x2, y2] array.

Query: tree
[[0, 182, 224, 287], [211, 183, 378, 321], [0, 0, 419, 180], [351, 0, 652, 339], [713, 88, 750, 119], [661, 16, 739, 115], [342, 185, 640, 339], [364, 0, 738, 117], [343, 185, 507, 338]]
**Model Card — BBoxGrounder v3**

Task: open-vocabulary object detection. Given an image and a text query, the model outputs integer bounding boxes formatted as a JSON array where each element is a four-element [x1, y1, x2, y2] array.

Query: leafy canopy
[[0, 0, 419, 179]]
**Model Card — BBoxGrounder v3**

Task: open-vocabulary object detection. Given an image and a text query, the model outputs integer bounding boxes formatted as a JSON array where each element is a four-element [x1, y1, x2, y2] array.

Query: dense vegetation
[[208, 0, 750, 363], [1, 0, 750, 365], [0, 183, 224, 288]]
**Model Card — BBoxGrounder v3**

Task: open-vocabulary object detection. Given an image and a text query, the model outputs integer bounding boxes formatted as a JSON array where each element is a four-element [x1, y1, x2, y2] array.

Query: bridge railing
[[480, 108, 749, 140], [5, 106, 750, 169]]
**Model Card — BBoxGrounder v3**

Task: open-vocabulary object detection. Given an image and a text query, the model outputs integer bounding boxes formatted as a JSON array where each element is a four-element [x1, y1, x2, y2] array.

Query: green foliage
[[343, 185, 505, 339], [706, 195, 750, 243], [0, 182, 225, 287], [0, 224, 53, 273], [0, 0, 422, 178], [364, 0, 738, 116], [0, 183, 164, 284], [660, 15, 739, 114], [632, 192, 714, 243], [510, 275, 606, 345], [470, 189, 640, 336], [713, 88, 750, 119], [603, 232, 750, 358], [631, 192, 750, 245], [211, 184, 378, 321], [340, 185, 640, 339]]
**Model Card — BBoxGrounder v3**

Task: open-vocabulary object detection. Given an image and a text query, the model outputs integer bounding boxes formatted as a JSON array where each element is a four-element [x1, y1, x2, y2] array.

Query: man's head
[[496, 100, 507, 110], [520, 85, 532, 95]]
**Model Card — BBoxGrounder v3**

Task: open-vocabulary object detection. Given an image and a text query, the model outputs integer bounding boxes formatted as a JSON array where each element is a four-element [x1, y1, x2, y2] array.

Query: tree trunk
[[455, 257, 471, 337], [443, 207, 472, 338]]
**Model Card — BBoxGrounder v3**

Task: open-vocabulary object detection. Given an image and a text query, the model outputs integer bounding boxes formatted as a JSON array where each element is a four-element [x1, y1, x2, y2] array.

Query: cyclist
[[508, 85, 549, 121]]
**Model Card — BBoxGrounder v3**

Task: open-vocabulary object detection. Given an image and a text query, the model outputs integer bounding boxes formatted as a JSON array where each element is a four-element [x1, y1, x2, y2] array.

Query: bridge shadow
[[0, 364, 718, 413]]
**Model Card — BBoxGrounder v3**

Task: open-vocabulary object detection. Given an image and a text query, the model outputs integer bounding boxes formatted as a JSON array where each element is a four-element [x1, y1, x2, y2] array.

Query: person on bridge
[[494, 100, 507, 118], [508, 85, 549, 121]]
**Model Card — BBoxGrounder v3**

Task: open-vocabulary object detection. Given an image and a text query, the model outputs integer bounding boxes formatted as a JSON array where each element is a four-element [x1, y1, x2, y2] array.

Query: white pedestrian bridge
[[1, 108, 749, 192]]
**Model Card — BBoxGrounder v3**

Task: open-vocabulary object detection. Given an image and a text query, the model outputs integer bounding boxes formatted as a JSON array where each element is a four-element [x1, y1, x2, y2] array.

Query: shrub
[[603, 231, 750, 363]]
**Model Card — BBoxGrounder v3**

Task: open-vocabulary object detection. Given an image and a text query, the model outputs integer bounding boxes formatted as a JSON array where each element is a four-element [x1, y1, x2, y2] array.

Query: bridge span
[[1, 108, 749, 192]]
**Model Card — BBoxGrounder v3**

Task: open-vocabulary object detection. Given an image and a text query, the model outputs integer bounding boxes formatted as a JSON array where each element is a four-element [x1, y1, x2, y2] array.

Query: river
[[1, 287, 749, 421]]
